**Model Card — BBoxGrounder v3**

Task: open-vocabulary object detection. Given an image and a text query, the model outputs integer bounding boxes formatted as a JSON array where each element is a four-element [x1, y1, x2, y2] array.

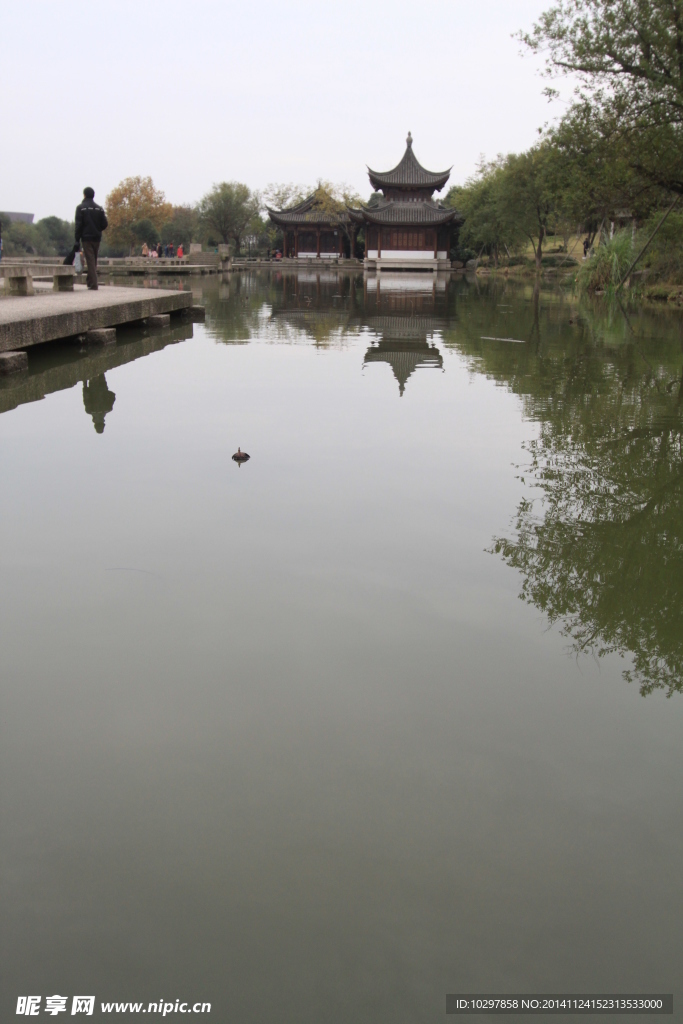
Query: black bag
[[63, 245, 78, 266]]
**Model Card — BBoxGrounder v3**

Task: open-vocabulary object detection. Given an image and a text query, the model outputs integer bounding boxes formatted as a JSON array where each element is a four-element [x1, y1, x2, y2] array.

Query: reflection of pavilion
[[363, 271, 446, 395], [364, 315, 444, 396]]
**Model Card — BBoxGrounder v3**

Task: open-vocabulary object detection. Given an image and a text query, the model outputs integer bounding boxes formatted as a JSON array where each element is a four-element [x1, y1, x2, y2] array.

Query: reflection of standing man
[[75, 188, 108, 291], [83, 374, 116, 433]]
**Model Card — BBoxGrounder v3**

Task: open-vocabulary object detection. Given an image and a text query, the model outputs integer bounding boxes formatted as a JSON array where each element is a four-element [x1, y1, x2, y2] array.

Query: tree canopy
[[105, 176, 172, 254], [521, 0, 683, 195], [197, 182, 261, 253]]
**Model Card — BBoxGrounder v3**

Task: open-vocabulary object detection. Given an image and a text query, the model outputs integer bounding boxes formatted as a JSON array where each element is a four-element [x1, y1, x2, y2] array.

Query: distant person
[[75, 187, 108, 290], [168, 242, 175, 258], [157, 242, 163, 258], [583, 237, 591, 258], [141, 242, 149, 257], [176, 243, 184, 258]]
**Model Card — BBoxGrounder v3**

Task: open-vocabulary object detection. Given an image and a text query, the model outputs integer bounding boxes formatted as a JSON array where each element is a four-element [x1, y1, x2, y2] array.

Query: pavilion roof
[[267, 191, 350, 227], [367, 133, 452, 192], [349, 198, 460, 227], [364, 336, 443, 396]]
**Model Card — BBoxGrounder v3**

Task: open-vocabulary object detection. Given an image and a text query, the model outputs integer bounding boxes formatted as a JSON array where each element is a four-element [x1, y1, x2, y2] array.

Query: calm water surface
[[1, 271, 682, 1022]]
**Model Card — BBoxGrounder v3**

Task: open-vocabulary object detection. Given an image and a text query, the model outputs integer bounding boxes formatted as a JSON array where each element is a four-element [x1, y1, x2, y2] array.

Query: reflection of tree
[[493, 362, 683, 697], [192, 270, 683, 695], [439, 278, 683, 695], [83, 374, 116, 434]]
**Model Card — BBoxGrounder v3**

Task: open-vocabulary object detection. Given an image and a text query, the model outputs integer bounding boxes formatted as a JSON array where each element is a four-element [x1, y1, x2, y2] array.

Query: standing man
[[75, 187, 108, 290]]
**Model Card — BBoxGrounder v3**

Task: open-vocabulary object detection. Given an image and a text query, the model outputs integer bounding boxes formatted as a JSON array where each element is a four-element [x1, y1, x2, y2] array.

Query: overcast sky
[[4, 0, 564, 221]]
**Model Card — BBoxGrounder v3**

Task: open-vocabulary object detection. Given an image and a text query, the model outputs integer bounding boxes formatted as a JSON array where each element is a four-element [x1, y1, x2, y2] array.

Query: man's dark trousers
[[82, 240, 99, 290]]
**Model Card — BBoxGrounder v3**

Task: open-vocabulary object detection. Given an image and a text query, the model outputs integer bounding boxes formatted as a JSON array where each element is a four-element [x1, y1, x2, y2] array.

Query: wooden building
[[350, 132, 461, 270], [267, 191, 355, 259]]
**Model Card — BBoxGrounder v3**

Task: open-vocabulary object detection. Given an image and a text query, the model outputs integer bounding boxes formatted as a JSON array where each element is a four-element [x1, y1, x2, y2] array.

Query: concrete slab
[[0, 284, 193, 353], [85, 328, 116, 345], [147, 313, 171, 328], [0, 351, 29, 375]]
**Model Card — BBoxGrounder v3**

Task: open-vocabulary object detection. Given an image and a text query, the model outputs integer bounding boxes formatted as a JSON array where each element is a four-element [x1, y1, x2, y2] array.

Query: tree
[[263, 183, 309, 210], [0, 215, 74, 257], [197, 182, 260, 254], [105, 176, 172, 254], [160, 205, 199, 249], [496, 144, 563, 271], [132, 218, 159, 247], [521, 0, 683, 196], [309, 181, 363, 253], [447, 158, 525, 265], [37, 216, 73, 256]]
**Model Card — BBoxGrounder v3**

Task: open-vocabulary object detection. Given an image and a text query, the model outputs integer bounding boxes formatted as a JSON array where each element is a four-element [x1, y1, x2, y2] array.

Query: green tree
[[160, 205, 199, 249], [36, 216, 74, 256], [197, 182, 260, 254], [263, 183, 309, 210], [496, 144, 563, 271], [132, 219, 159, 247], [521, 0, 683, 197], [310, 181, 363, 252], [447, 158, 525, 265]]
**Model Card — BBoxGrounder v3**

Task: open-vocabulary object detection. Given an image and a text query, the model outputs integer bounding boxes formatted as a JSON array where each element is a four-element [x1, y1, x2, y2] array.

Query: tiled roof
[[367, 133, 451, 191], [267, 191, 350, 227], [350, 200, 459, 227], [364, 337, 443, 395]]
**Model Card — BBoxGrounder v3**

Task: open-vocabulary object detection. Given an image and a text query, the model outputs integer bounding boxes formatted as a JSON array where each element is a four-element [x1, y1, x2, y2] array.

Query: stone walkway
[[0, 283, 193, 351]]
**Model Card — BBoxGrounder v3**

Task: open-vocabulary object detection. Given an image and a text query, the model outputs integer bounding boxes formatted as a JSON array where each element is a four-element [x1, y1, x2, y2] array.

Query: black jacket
[[75, 200, 108, 243]]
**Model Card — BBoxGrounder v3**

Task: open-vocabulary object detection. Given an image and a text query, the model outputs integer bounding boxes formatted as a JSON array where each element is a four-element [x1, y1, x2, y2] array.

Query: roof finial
[[406, 131, 413, 148]]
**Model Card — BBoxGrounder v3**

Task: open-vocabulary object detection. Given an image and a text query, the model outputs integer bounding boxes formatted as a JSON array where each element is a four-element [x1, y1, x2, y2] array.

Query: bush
[[541, 253, 579, 267], [638, 210, 683, 283], [577, 231, 633, 293]]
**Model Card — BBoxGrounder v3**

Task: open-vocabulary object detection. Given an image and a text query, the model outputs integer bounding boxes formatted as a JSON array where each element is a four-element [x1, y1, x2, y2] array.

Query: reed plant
[[576, 231, 634, 294]]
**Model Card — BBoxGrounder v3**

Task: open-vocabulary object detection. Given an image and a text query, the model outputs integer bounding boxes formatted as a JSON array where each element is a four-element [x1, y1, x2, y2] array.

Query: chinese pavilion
[[267, 190, 356, 259], [350, 132, 461, 270]]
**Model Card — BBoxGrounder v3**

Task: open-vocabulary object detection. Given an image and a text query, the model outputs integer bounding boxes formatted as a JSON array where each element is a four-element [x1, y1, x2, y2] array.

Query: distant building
[[267, 190, 355, 259], [1, 212, 35, 224]]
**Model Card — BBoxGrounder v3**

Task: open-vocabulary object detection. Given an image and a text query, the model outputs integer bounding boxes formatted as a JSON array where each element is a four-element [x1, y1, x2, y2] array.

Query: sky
[[3, 0, 566, 221]]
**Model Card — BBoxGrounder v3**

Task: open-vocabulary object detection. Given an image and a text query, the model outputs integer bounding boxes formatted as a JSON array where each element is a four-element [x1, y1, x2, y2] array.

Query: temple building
[[267, 190, 356, 259], [350, 132, 461, 271]]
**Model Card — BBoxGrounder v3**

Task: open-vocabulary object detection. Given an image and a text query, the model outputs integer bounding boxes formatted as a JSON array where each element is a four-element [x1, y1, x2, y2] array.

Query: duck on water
[[232, 448, 250, 464]]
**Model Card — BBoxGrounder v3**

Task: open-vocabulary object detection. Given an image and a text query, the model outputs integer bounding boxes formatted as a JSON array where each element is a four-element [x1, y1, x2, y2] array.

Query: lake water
[[2, 270, 682, 1022]]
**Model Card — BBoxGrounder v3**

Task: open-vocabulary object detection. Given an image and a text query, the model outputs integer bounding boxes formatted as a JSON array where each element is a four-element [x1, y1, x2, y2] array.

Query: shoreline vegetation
[[4, 2, 683, 306]]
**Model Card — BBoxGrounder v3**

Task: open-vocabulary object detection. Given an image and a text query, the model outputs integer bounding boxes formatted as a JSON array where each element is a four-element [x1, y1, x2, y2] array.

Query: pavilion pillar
[[377, 228, 382, 258], [433, 230, 438, 259], [283, 229, 287, 257], [316, 229, 321, 258], [295, 229, 299, 258], [364, 230, 367, 260]]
